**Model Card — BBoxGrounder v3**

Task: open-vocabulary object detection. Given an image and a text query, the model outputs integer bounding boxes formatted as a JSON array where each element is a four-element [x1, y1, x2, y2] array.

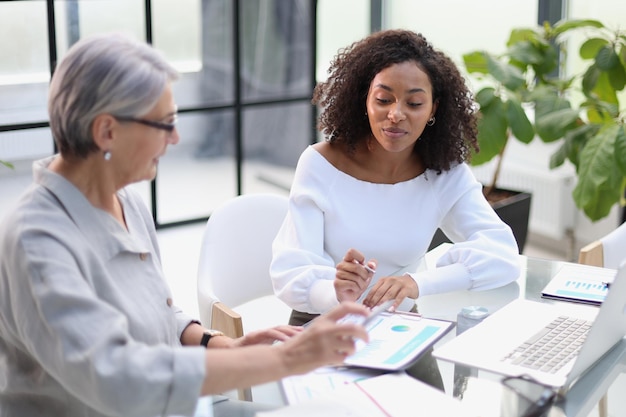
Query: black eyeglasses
[[114, 115, 178, 133]]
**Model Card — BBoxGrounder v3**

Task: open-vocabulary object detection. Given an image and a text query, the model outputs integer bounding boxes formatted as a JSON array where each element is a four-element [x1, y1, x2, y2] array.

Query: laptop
[[434, 263, 626, 391]]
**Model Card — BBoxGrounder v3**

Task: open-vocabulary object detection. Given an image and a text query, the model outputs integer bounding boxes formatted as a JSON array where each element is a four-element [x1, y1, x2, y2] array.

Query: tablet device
[[343, 309, 454, 371]]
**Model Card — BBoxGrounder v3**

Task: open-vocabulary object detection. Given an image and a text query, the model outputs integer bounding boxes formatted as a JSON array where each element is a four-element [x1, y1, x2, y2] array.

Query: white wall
[[384, 0, 537, 66], [316, 0, 539, 78]]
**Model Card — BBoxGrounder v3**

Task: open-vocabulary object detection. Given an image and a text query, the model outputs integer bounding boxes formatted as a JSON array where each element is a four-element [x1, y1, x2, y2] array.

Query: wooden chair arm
[[210, 302, 244, 339], [578, 240, 604, 267]]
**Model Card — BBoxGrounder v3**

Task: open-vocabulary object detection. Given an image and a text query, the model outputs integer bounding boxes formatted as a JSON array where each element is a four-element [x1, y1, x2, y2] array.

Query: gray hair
[[48, 33, 179, 158]]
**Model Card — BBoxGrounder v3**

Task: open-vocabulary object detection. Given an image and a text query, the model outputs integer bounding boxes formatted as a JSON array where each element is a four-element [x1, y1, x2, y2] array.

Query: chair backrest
[[600, 222, 626, 269], [196, 193, 289, 335], [578, 240, 604, 267], [578, 223, 626, 269]]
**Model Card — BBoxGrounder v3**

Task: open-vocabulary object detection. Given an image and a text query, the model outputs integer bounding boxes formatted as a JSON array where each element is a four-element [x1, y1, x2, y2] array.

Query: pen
[[353, 259, 376, 274]]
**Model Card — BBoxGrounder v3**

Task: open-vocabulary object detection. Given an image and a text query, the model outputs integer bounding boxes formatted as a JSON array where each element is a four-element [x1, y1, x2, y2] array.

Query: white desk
[[211, 254, 626, 416]]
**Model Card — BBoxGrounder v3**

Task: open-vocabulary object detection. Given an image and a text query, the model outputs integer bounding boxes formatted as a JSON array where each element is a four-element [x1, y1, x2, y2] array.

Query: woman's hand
[[199, 302, 369, 395], [334, 249, 377, 303], [276, 302, 370, 374], [361, 274, 418, 311], [232, 325, 303, 347]]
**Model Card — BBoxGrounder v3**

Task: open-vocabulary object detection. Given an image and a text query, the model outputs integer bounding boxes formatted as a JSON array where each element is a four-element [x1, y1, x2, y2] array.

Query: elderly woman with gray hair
[[0, 33, 369, 417]]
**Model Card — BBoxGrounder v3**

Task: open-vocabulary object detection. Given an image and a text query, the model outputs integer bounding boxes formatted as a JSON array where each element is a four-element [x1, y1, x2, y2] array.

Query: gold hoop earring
[[427, 117, 435, 127]]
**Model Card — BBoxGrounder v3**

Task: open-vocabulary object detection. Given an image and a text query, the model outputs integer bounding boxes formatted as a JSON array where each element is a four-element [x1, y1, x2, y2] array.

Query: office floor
[[156, 225, 625, 417]]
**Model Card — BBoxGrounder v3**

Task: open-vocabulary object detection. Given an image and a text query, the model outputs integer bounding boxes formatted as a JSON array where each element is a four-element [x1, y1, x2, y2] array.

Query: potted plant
[[462, 18, 626, 229]]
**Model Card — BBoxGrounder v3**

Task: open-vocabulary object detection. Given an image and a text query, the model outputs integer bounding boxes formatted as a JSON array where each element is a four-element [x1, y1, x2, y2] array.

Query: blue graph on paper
[[542, 264, 617, 304], [554, 279, 609, 302]]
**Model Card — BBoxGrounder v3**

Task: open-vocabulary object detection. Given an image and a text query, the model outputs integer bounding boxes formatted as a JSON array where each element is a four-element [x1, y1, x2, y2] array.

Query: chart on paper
[[541, 263, 617, 305], [280, 366, 383, 404]]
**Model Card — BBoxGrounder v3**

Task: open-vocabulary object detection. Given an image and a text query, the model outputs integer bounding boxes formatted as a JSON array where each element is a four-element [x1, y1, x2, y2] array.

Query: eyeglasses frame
[[114, 115, 178, 133], [500, 374, 560, 417]]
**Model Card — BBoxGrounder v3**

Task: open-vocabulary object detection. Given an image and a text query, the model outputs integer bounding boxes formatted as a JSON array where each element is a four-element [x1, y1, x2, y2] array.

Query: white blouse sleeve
[[410, 164, 522, 296], [270, 148, 340, 314]]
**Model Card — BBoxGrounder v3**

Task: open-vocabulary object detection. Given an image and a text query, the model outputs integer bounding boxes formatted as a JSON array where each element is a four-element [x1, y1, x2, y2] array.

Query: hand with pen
[[335, 248, 377, 304], [335, 248, 419, 312]]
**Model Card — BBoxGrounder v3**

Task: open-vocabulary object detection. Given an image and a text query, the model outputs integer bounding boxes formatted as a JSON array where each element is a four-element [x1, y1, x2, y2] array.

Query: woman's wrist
[[200, 330, 224, 347], [180, 321, 233, 348], [205, 332, 234, 348]]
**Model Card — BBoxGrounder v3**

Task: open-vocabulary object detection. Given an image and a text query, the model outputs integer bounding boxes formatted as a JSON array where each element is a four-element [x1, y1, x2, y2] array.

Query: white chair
[[579, 222, 626, 270], [577, 222, 626, 417], [196, 193, 291, 401]]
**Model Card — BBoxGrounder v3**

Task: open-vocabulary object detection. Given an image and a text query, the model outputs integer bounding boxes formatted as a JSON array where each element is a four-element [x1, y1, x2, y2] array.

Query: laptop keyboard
[[502, 315, 592, 373]]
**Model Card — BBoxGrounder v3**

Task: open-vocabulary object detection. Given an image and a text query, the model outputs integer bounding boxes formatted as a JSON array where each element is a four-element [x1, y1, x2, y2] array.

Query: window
[[0, 0, 317, 228]]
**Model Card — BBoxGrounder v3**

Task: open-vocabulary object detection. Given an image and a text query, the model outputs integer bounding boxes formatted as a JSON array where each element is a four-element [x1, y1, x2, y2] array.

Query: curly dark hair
[[313, 29, 478, 173]]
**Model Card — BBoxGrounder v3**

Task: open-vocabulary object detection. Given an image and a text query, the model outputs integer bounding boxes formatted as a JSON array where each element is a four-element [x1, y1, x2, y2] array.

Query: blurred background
[[1, 0, 625, 258]]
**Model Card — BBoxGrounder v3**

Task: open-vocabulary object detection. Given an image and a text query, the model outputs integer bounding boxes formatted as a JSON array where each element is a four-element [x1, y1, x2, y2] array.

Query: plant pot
[[428, 189, 532, 254]]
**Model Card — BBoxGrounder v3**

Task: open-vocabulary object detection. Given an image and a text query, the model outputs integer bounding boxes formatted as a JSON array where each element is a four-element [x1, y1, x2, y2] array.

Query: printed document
[[541, 263, 616, 305], [264, 373, 476, 417]]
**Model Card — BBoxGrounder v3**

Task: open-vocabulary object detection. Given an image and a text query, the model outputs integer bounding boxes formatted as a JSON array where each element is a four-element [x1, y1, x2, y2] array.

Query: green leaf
[[463, 51, 489, 75], [532, 44, 559, 78], [573, 124, 623, 220], [583, 97, 619, 122], [563, 124, 601, 167], [472, 98, 508, 165], [549, 142, 568, 168], [474, 87, 497, 108], [580, 38, 608, 60], [507, 38, 558, 79], [507, 28, 540, 46], [595, 46, 620, 70], [485, 55, 526, 91], [608, 61, 626, 91], [0, 160, 14, 169], [508, 41, 545, 66], [582, 64, 601, 94], [616, 125, 626, 176], [506, 98, 534, 143], [576, 179, 623, 221], [592, 71, 619, 105], [535, 108, 580, 142], [552, 19, 604, 37], [534, 89, 571, 118]]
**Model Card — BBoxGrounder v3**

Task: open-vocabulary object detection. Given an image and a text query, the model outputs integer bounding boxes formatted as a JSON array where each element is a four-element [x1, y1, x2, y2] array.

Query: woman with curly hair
[[270, 30, 521, 389]]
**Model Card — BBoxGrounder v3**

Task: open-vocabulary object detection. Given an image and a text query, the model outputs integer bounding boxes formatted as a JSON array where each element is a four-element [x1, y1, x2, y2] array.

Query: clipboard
[[343, 310, 454, 371]]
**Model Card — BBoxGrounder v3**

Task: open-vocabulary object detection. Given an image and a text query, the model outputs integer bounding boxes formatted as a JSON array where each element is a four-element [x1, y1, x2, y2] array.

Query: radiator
[[471, 162, 577, 241], [0, 128, 52, 161]]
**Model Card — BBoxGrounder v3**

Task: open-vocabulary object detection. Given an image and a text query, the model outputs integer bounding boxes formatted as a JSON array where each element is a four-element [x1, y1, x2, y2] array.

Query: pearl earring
[[104, 151, 112, 161]]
